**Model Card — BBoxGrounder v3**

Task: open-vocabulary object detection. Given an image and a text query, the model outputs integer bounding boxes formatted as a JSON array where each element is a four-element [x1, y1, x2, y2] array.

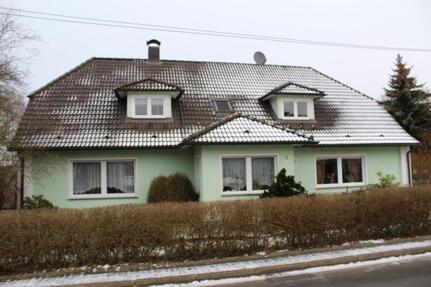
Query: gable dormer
[[261, 82, 324, 120], [114, 78, 183, 119]]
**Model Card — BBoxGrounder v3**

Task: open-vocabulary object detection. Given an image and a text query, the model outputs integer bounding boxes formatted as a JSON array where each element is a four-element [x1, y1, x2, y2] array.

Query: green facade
[[30, 145, 406, 208]]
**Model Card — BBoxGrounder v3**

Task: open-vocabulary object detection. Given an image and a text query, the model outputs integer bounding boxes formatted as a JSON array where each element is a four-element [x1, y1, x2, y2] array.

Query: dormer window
[[260, 82, 324, 121], [283, 101, 308, 118], [214, 100, 233, 112], [134, 96, 165, 117], [114, 78, 184, 120]]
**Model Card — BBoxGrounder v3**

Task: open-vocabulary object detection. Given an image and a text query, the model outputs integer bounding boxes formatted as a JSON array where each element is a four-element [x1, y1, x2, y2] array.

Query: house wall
[[199, 145, 295, 202], [31, 148, 194, 208], [293, 146, 404, 193]]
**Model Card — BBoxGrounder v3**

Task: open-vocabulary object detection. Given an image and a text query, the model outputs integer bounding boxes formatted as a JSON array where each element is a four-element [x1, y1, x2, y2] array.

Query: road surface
[[222, 253, 431, 287]]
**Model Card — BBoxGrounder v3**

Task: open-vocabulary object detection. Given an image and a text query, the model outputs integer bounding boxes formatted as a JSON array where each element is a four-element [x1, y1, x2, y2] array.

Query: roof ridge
[[91, 57, 312, 69]]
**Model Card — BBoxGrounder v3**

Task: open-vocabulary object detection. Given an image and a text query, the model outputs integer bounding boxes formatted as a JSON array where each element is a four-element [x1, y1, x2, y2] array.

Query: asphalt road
[[222, 253, 431, 287]]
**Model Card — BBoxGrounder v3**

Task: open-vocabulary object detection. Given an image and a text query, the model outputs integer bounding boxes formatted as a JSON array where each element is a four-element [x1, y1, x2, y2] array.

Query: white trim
[[23, 154, 33, 198], [314, 154, 367, 189], [400, 146, 410, 186], [219, 154, 279, 195], [132, 95, 168, 119], [69, 158, 137, 199]]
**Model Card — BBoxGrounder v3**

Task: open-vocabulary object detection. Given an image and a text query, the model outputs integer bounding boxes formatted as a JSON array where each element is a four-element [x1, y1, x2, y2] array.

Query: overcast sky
[[2, 0, 430, 99]]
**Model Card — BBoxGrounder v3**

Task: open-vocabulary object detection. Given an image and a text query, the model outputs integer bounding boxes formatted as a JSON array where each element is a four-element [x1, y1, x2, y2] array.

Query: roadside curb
[[61, 238, 431, 287]]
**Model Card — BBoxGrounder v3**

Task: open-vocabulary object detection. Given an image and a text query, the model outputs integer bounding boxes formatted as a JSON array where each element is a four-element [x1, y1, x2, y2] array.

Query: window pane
[[222, 158, 246, 191], [214, 100, 232, 112], [297, 102, 308, 117], [151, 98, 164, 115], [316, 158, 338, 184], [252, 157, 274, 190], [284, 102, 294, 117], [342, 158, 363, 183], [107, 162, 135, 193], [73, 162, 101, 194], [135, 98, 147, 115]]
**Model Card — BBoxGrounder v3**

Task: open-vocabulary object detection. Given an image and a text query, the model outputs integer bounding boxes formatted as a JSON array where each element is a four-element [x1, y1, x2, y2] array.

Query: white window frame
[[133, 96, 166, 118], [220, 154, 278, 196], [315, 155, 367, 189], [69, 159, 137, 199], [282, 100, 310, 119]]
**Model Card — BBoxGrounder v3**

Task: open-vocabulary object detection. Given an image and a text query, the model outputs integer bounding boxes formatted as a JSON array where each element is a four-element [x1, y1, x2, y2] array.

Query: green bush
[[147, 173, 199, 203], [369, 172, 400, 188], [260, 168, 306, 198], [1, 187, 430, 274], [23, 195, 55, 209]]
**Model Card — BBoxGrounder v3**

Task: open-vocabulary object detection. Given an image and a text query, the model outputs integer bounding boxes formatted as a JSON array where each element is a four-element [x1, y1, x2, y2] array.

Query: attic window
[[214, 100, 233, 112]]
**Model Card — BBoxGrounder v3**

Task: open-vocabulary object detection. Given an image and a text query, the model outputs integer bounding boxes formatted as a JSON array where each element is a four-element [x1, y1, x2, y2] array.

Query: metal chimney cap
[[147, 39, 161, 46]]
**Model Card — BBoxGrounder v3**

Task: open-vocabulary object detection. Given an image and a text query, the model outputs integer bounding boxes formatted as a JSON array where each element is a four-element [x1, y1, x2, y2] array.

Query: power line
[[1, 7, 430, 52]]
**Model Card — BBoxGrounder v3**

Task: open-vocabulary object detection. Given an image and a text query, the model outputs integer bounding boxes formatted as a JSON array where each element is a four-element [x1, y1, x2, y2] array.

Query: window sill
[[69, 194, 138, 200], [315, 183, 366, 189], [221, 190, 264, 196]]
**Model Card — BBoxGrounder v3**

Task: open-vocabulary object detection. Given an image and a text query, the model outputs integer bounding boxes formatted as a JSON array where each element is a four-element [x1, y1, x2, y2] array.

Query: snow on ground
[[157, 252, 431, 287], [1, 240, 430, 287]]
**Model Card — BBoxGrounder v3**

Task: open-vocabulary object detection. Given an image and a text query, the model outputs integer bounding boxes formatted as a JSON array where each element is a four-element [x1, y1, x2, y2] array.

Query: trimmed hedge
[[1, 187, 431, 274], [147, 173, 199, 203]]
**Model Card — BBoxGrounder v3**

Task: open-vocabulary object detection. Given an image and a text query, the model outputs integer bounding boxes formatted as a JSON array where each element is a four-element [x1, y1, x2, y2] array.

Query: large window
[[72, 160, 135, 198], [222, 156, 276, 193], [283, 100, 309, 118], [134, 96, 165, 118], [316, 156, 365, 187]]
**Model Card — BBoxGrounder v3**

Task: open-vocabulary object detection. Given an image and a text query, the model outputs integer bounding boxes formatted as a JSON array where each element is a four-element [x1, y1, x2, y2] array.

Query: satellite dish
[[254, 51, 267, 65]]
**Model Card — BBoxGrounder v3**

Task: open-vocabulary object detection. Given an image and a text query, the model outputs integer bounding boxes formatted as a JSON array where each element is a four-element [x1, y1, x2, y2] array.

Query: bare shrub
[[0, 187, 430, 274]]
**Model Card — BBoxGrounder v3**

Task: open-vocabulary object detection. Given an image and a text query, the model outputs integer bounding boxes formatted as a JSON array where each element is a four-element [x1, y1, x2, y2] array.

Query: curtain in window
[[317, 158, 338, 184], [342, 158, 362, 183], [107, 162, 134, 193], [222, 158, 246, 191], [252, 157, 274, 189], [73, 162, 101, 194]]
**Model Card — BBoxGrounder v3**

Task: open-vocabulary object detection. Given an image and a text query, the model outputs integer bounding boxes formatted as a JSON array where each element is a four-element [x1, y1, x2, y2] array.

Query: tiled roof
[[10, 57, 418, 150], [187, 114, 313, 144]]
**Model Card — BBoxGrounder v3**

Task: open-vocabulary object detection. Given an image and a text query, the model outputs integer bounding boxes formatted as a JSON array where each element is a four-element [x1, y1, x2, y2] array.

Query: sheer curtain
[[73, 162, 101, 194], [107, 162, 134, 193], [252, 157, 274, 189], [222, 158, 246, 191]]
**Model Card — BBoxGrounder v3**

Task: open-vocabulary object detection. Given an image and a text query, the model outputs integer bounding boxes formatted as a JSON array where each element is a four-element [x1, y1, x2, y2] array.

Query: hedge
[[1, 187, 431, 274]]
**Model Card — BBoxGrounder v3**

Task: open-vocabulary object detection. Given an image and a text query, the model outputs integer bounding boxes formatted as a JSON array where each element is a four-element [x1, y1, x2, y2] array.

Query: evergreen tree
[[260, 168, 306, 198], [381, 55, 431, 140]]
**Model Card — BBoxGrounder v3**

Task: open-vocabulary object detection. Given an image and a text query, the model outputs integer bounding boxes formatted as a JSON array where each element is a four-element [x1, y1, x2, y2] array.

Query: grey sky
[[2, 0, 431, 99]]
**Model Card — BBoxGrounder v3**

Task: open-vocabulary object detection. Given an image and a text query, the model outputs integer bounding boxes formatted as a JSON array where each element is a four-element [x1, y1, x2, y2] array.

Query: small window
[[297, 102, 308, 117], [133, 96, 166, 117], [316, 158, 338, 184], [252, 157, 275, 190], [222, 158, 246, 191], [214, 100, 233, 112], [135, 98, 148, 116], [284, 101, 294, 117], [72, 162, 101, 195]]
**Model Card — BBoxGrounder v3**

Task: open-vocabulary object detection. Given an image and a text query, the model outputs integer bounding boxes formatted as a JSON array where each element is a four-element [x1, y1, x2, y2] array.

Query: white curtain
[[151, 98, 164, 115], [107, 162, 134, 193], [222, 158, 246, 191], [73, 162, 101, 194], [252, 157, 274, 189]]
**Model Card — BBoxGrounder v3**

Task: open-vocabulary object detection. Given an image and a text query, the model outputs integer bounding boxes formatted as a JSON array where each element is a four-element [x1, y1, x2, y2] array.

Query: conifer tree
[[381, 55, 431, 140]]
